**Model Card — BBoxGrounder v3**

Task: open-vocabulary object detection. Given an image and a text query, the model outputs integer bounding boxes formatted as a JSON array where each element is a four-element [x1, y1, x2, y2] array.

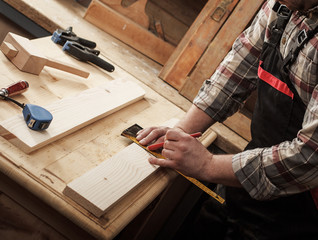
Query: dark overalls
[[225, 4, 318, 240], [186, 4, 318, 240]]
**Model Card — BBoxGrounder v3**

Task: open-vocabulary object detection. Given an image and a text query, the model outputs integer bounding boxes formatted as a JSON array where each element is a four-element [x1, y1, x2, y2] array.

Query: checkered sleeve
[[233, 85, 318, 200]]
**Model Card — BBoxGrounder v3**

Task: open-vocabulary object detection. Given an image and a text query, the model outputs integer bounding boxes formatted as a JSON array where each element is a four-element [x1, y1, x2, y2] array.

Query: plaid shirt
[[193, 0, 318, 200]]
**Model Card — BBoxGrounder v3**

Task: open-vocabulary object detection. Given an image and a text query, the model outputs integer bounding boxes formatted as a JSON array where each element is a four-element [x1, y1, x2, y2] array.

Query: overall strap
[[269, 3, 292, 46], [281, 25, 318, 107], [283, 25, 318, 69]]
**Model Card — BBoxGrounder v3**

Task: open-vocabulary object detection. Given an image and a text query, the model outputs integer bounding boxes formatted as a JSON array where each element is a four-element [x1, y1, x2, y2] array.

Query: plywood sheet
[[0, 79, 145, 153]]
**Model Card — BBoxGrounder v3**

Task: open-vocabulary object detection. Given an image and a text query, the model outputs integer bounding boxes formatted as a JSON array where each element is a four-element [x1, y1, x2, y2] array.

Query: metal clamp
[[211, 0, 233, 22]]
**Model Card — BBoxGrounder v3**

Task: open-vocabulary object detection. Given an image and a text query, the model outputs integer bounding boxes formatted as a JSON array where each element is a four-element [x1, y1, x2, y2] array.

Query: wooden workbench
[[0, 0, 249, 239], [0, 34, 186, 239]]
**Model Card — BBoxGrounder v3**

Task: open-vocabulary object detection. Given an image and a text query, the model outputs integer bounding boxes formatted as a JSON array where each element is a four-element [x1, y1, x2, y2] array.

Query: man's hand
[[148, 129, 213, 180]]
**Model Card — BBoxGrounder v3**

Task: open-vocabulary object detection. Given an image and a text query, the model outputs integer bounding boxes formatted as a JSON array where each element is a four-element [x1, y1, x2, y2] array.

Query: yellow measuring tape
[[123, 133, 225, 204]]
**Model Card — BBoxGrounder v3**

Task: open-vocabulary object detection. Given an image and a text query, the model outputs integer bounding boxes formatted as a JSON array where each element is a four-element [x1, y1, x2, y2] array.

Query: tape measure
[[122, 133, 225, 204], [0, 81, 53, 131]]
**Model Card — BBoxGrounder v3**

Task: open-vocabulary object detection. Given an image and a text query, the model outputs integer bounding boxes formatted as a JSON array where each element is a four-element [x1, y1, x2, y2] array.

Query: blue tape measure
[[22, 104, 53, 130]]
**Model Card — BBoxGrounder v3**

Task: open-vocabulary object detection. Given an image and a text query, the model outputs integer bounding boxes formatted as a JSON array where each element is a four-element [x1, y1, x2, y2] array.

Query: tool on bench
[[0, 80, 29, 98], [51, 26, 97, 49], [0, 32, 90, 78], [121, 124, 225, 204], [0, 81, 53, 131], [62, 41, 115, 72]]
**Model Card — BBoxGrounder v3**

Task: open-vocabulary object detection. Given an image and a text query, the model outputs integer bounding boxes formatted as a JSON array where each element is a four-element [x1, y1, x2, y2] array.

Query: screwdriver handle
[[0, 80, 29, 97]]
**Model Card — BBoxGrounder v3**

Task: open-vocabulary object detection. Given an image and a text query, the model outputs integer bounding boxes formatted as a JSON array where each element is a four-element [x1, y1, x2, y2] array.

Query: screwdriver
[[0, 80, 29, 98]]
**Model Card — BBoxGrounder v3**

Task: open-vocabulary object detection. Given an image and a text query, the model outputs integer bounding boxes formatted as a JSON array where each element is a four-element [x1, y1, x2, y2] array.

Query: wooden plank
[[211, 122, 248, 153], [159, 0, 239, 90], [223, 112, 251, 141], [0, 79, 145, 153], [180, 0, 265, 100], [84, 0, 175, 65], [62, 118, 179, 217], [63, 143, 158, 217]]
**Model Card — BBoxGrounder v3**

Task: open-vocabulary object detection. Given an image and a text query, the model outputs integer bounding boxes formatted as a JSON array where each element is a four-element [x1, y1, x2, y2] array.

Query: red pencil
[[146, 132, 202, 151]]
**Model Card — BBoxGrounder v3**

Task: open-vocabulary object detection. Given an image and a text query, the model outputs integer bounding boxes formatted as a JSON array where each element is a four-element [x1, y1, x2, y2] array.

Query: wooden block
[[0, 32, 89, 78], [63, 143, 157, 217], [0, 79, 145, 153], [159, 0, 239, 90], [84, 0, 175, 65], [0, 41, 18, 59]]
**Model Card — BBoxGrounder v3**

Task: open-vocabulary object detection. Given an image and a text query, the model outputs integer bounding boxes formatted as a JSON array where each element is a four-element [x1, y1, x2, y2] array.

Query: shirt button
[[281, 37, 286, 45]]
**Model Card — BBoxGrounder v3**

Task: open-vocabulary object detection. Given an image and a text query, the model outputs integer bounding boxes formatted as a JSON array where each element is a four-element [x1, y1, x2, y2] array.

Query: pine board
[[0, 79, 145, 153], [63, 118, 179, 217], [63, 143, 157, 217]]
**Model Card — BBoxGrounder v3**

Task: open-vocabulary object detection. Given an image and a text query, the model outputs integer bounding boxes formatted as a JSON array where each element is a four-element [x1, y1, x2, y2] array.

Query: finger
[[136, 127, 155, 140], [139, 128, 166, 145], [148, 156, 174, 168]]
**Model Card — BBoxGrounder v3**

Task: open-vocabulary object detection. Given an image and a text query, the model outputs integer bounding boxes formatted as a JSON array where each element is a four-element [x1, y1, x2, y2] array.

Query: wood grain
[[63, 143, 158, 217], [0, 79, 145, 153]]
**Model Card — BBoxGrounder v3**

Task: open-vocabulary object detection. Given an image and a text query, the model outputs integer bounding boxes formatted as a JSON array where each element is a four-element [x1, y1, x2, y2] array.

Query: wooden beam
[[159, 0, 239, 90], [84, 0, 175, 65], [180, 0, 265, 100], [0, 79, 145, 153]]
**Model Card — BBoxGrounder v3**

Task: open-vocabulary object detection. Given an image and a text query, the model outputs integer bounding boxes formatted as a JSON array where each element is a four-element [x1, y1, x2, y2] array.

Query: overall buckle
[[297, 29, 308, 46], [277, 4, 291, 18]]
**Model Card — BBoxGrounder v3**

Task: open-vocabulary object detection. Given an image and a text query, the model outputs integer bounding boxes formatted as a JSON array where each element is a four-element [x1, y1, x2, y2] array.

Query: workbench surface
[[0, 0, 249, 239], [0, 34, 185, 240]]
